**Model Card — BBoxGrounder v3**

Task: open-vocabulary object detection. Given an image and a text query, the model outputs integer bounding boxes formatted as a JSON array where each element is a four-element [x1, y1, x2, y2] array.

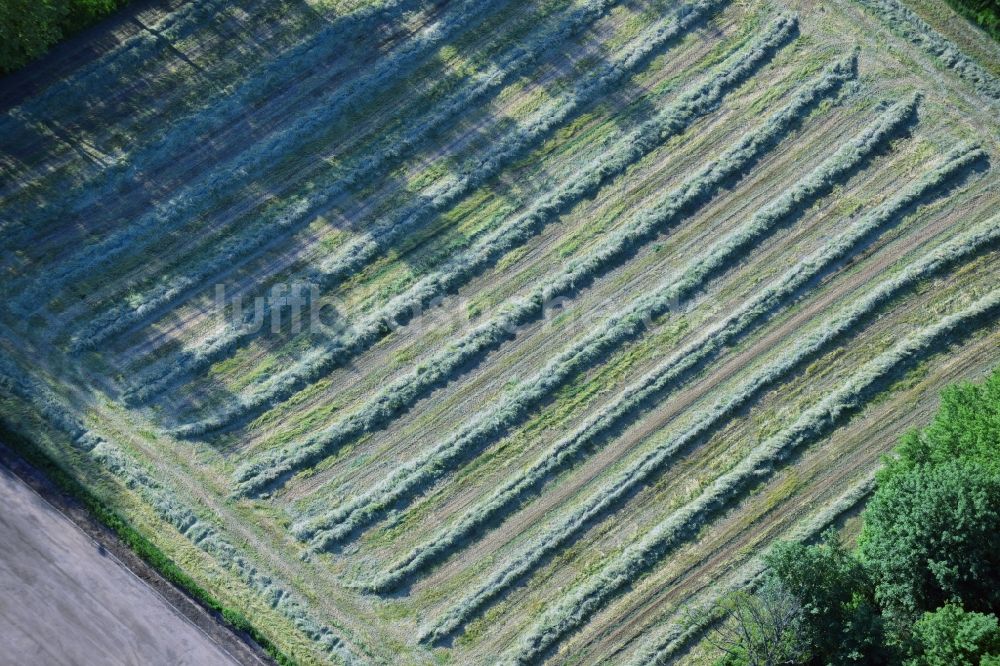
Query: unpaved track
[[0, 455, 249, 666]]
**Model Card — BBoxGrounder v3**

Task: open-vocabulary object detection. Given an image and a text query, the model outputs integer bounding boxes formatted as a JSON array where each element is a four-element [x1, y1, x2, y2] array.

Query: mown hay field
[[1, 0, 998, 663]]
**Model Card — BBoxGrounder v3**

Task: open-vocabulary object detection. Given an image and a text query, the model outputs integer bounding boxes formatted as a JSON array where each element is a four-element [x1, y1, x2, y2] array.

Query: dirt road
[[0, 461, 239, 666]]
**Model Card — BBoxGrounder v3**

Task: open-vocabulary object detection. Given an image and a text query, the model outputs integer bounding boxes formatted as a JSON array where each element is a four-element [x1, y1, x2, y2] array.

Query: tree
[[858, 460, 1000, 623], [0, 0, 67, 72], [767, 534, 889, 664], [907, 604, 1000, 666], [0, 0, 127, 73], [695, 578, 809, 666], [888, 370, 1000, 478]]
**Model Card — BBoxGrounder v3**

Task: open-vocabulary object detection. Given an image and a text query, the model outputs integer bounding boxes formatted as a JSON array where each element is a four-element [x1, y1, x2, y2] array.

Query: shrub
[[887, 369, 1000, 476], [698, 579, 810, 666], [698, 363, 1000, 666], [943, 0, 1000, 38]]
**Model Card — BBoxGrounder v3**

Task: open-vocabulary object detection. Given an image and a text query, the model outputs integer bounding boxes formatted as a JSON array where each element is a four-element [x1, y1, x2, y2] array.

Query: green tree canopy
[[0, 0, 127, 73], [714, 368, 1000, 666], [908, 604, 1000, 666], [858, 460, 1000, 622], [767, 535, 888, 664], [0, 0, 66, 72], [888, 370, 1000, 477]]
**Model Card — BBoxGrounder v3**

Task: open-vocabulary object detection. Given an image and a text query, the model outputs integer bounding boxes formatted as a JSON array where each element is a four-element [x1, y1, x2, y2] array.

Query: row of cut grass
[[422, 200, 996, 645], [292, 62, 884, 544]]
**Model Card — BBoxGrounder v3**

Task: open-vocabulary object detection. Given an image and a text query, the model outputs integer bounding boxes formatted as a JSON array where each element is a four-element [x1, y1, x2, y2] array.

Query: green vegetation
[[0, 0, 127, 73], [862, 460, 1000, 623], [768, 539, 887, 664], [911, 604, 1000, 666], [944, 0, 1000, 40], [711, 367, 1000, 665], [888, 369, 1000, 475], [705, 579, 811, 666]]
